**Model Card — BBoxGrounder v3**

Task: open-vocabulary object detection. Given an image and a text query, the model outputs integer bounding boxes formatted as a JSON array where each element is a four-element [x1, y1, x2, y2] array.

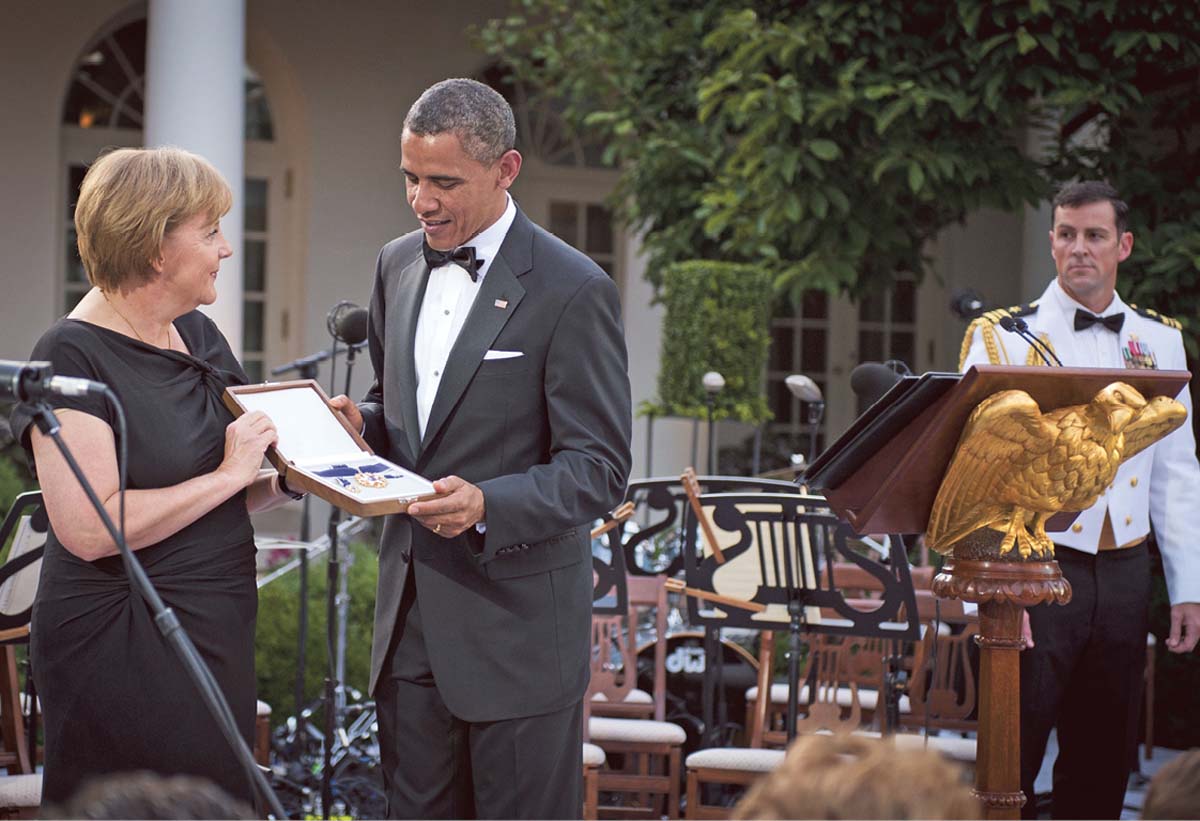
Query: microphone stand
[[320, 338, 359, 819], [270, 340, 365, 756], [29, 399, 286, 819]]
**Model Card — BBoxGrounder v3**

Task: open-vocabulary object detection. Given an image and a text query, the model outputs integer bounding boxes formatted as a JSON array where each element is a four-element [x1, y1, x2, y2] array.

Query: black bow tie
[[423, 241, 483, 282], [1074, 309, 1125, 333]]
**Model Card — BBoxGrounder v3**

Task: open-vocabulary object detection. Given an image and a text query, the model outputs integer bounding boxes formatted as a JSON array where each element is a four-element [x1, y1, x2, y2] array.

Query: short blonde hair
[[733, 734, 980, 820], [74, 147, 232, 291]]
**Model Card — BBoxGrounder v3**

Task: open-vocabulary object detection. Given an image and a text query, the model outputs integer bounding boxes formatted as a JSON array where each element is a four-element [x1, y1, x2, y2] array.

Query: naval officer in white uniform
[[959, 180, 1200, 819]]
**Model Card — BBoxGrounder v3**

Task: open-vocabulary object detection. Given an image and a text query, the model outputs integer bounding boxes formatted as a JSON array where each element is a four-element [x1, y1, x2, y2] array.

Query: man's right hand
[[330, 395, 363, 434], [1022, 608, 1035, 649]]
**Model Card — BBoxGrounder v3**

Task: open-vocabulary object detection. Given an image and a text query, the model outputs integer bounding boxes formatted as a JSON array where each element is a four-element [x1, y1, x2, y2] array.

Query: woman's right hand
[[219, 410, 278, 489]]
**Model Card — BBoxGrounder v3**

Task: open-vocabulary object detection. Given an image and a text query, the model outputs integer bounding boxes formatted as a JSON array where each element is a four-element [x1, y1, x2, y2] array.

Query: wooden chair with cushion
[[586, 609, 684, 819], [684, 631, 783, 820], [895, 620, 980, 768], [0, 492, 47, 778], [588, 506, 684, 818]]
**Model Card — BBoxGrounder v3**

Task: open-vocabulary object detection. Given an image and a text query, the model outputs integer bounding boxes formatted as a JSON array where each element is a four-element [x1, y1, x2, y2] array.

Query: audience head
[[732, 734, 979, 820], [54, 771, 255, 819], [1143, 747, 1200, 820]]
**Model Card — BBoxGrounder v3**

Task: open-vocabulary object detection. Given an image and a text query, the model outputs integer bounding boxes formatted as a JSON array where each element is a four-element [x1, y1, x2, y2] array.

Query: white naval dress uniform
[[959, 277, 1200, 819]]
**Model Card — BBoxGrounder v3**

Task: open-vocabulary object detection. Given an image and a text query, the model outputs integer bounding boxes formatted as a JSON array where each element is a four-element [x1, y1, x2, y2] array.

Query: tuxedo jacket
[[359, 207, 632, 721]]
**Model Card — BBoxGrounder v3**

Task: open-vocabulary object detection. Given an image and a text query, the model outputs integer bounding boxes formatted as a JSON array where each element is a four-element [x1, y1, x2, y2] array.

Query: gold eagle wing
[[927, 390, 1059, 553]]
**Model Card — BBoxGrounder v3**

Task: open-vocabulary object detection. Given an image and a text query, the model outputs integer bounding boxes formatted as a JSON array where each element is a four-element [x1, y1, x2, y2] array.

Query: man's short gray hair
[[403, 78, 516, 165]]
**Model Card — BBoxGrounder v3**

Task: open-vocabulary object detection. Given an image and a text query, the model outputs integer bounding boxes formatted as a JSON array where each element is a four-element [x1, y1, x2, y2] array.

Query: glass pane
[[68, 165, 86, 219], [245, 68, 274, 141], [859, 289, 885, 322], [243, 239, 266, 292], [244, 178, 268, 233], [859, 330, 884, 362], [66, 232, 86, 284], [893, 279, 916, 323], [243, 359, 264, 384], [801, 289, 827, 319], [61, 20, 147, 127], [768, 379, 793, 426], [800, 328, 826, 374], [549, 201, 578, 246], [891, 332, 915, 367], [770, 326, 794, 373], [585, 204, 613, 255], [243, 300, 264, 353]]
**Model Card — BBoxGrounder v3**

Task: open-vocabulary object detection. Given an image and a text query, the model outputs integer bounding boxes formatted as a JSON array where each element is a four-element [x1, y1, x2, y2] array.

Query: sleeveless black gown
[[11, 312, 257, 805]]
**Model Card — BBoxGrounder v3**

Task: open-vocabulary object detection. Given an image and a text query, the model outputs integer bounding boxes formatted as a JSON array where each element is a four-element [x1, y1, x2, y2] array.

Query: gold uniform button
[[1130, 477, 1138, 487], [1071, 523, 1083, 533], [1125, 515, 1132, 526]]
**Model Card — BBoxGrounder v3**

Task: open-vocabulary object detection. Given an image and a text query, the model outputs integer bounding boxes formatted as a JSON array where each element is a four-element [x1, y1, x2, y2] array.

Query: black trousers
[[1020, 544, 1149, 820], [375, 571, 584, 819]]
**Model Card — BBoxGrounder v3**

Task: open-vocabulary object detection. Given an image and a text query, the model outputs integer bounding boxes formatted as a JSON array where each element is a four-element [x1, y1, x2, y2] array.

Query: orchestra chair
[[0, 775, 40, 820], [894, 619, 980, 770], [586, 611, 684, 819], [0, 492, 46, 777], [591, 575, 667, 722], [583, 741, 607, 820], [589, 508, 683, 818], [684, 632, 783, 820]]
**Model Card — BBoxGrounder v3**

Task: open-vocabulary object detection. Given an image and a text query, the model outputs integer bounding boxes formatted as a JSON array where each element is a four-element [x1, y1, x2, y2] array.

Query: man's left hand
[[1167, 603, 1200, 654], [407, 475, 485, 538]]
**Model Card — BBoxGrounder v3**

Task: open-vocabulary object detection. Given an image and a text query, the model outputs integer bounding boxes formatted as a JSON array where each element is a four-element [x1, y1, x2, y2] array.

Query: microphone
[[1, 360, 107, 402], [949, 288, 986, 321], [333, 307, 368, 346], [325, 301, 368, 345], [850, 362, 903, 408], [998, 316, 1062, 366]]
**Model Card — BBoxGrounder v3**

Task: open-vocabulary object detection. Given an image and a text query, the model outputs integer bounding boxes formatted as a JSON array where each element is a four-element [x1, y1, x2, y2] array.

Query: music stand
[[682, 492, 919, 745]]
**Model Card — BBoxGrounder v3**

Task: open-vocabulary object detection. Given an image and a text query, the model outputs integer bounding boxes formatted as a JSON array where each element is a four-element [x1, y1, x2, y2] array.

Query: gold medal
[[354, 470, 388, 489]]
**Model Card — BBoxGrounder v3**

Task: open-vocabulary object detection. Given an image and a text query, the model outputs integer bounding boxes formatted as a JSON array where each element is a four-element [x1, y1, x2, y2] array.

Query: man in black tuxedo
[[332, 78, 631, 818]]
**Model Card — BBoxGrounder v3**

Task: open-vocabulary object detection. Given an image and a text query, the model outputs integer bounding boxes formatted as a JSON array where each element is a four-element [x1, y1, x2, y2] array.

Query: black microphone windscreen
[[998, 315, 1016, 331], [850, 362, 902, 408], [335, 307, 369, 345]]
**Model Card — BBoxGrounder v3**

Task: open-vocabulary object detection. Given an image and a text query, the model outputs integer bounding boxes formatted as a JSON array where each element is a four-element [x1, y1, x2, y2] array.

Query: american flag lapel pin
[[494, 298, 509, 310]]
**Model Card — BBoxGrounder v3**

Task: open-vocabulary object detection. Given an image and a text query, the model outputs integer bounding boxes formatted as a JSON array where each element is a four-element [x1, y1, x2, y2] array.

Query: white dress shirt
[[413, 195, 517, 438]]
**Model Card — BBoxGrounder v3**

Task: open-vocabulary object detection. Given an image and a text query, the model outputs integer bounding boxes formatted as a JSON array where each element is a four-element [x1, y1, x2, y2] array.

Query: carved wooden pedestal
[[933, 553, 1071, 820]]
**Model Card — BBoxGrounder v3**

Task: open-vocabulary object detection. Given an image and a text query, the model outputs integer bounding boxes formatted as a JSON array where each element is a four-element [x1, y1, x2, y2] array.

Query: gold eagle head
[[1088, 382, 1147, 435]]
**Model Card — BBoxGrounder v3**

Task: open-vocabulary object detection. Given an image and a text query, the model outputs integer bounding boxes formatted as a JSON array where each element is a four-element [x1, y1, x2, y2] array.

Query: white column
[[144, 0, 246, 355]]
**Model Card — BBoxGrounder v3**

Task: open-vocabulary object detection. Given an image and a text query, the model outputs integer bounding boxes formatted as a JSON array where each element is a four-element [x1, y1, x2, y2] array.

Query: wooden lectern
[[807, 364, 1190, 819]]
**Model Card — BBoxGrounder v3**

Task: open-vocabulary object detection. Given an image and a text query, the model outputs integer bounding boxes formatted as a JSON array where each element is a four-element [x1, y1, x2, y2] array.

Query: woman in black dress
[[10, 147, 301, 805]]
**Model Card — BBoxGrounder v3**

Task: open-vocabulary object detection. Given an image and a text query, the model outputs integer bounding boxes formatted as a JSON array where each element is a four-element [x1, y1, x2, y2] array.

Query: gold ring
[[434, 524, 442, 534]]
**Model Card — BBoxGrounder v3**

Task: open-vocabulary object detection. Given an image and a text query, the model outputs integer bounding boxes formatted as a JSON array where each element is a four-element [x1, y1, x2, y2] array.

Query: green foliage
[[478, 0, 1200, 315], [255, 540, 379, 728], [643, 261, 773, 424]]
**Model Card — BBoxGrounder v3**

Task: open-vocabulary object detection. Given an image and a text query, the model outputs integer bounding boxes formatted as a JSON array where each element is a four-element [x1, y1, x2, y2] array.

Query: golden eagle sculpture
[[928, 383, 1186, 558]]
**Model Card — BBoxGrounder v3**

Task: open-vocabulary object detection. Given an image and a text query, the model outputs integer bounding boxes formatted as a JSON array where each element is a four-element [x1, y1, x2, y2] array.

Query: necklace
[[102, 291, 171, 350]]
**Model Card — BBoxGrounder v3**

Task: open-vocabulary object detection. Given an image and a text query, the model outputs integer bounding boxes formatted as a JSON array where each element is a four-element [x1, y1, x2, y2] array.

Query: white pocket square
[[484, 349, 524, 360]]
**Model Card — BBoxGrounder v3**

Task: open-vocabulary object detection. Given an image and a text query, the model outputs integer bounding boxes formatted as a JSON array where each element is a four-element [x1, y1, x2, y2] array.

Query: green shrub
[[255, 539, 380, 728], [641, 260, 774, 425]]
